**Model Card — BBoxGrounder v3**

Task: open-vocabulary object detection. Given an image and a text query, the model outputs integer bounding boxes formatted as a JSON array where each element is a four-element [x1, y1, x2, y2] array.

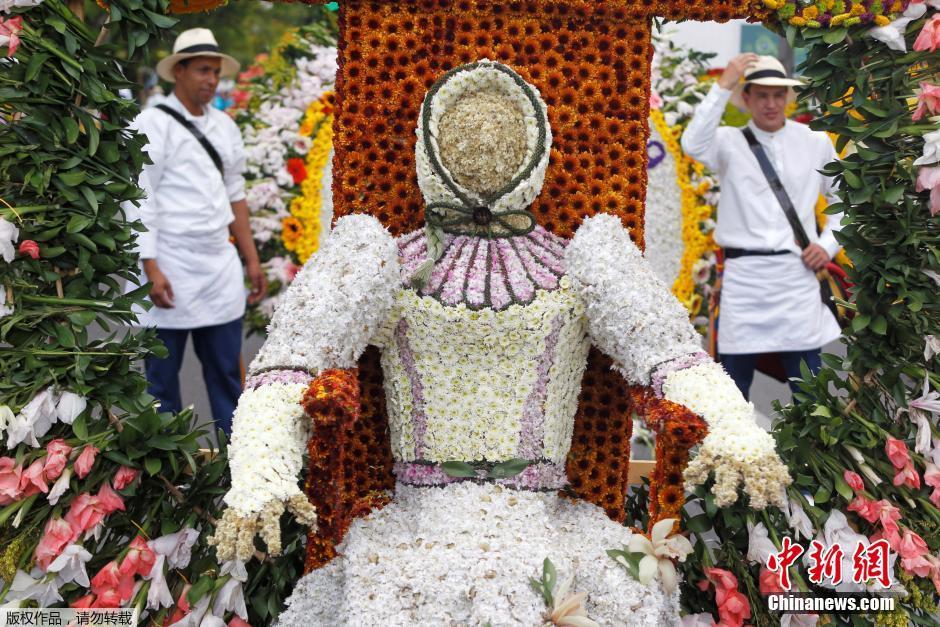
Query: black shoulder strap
[[155, 104, 224, 176], [741, 127, 810, 249]]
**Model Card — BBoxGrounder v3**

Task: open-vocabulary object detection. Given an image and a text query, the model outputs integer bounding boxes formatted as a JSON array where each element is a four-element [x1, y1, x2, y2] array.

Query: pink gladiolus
[[916, 166, 940, 217], [43, 439, 72, 482], [90, 560, 135, 604], [650, 90, 663, 110], [913, 83, 940, 121], [914, 14, 940, 52], [885, 437, 910, 469], [0, 17, 22, 57], [92, 588, 122, 608], [893, 462, 921, 489], [928, 555, 940, 595], [97, 482, 125, 515], [843, 470, 864, 492], [901, 554, 933, 577], [704, 568, 751, 627], [17, 239, 38, 259], [0, 456, 23, 505], [847, 495, 880, 523], [112, 465, 139, 490], [17, 458, 49, 497], [228, 618, 251, 627], [925, 463, 940, 507], [74, 446, 99, 479], [34, 517, 77, 571], [119, 535, 156, 578], [759, 566, 786, 595], [70, 594, 96, 609], [897, 529, 929, 560]]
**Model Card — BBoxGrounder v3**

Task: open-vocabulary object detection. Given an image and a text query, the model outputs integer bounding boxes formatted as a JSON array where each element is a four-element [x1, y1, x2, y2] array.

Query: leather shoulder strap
[[741, 127, 810, 249], [155, 104, 225, 176]]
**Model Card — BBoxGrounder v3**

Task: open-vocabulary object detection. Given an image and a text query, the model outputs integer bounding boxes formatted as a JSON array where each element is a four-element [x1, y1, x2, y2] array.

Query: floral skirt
[[276, 482, 679, 626]]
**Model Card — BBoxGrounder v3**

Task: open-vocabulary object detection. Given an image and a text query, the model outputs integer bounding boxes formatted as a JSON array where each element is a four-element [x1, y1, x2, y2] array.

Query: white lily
[[925, 335, 940, 361], [548, 575, 599, 627], [8, 569, 63, 606], [746, 521, 777, 566], [7, 388, 57, 448], [0, 217, 18, 262], [46, 543, 91, 587], [784, 497, 815, 541], [0, 288, 12, 318], [151, 527, 200, 569], [47, 467, 70, 505], [168, 595, 210, 627], [54, 390, 86, 425], [0, 404, 12, 439], [627, 518, 692, 593], [144, 555, 174, 610], [914, 129, 940, 167]]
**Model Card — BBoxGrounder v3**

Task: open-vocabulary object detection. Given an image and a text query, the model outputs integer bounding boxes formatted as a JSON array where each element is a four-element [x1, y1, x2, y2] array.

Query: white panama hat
[[156, 28, 240, 83], [730, 55, 803, 110]]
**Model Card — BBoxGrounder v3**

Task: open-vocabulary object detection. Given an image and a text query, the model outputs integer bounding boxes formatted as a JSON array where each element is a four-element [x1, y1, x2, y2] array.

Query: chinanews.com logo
[[764, 536, 899, 614]]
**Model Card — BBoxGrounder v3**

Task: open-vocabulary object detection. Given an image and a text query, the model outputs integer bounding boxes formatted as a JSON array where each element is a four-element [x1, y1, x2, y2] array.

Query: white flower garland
[[662, 361, 791, 509], [225, 382, 310, 516], [565, 213, 703, 385], [415, 60, 552, 217], [643, 122, 684, 286], [249, 214, 400, 374]]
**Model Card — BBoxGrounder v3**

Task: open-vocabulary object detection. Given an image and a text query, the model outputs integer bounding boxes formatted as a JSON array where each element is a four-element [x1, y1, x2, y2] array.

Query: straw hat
[[730, 56, 803, 110], [156, 28, 240, 83]]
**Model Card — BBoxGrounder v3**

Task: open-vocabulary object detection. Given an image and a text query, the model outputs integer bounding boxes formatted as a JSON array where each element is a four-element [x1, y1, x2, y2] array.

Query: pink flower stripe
[[650, 351, 713, 396], [518, 314, 565, 458], [394, 319, 428, 457], [246, 369, 313, 389]]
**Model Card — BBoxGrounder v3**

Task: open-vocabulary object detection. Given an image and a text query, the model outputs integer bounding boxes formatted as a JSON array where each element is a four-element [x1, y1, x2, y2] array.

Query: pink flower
[[928, 555, 940, 595], [64, 484, 123, 537], [17, 458, 49, 497], [703, 567, 751, 627], [97, 482, 125, 515], [70, 594, 96, 609], [847, 495, 880, 523], [228, 618, 252, 627], [913, 82, 940, 121], [0, 16, 22, 57], [17, 239, 38, 259], [914, 14, 940, 52], [34, 517, 77, 571], [925, 462, 940, 507], [916, 166, 940, 217], [73, 445, 99, 479], [43, 439, 72, 482], [650, 90, 663, 110], [112, 465, 139, 490], [705, 567, 739, 593], [885, 437, 910, 469], [119, 535, 156, 578], [897, 529, 929, 560], [0, 457, 23, 505], [90, 560, 135, 604], [92, 587, 123, 608], [901, 554, 933, 577], [893, 462, 921, 489], [759, 566, 786, 595], [843, 470, 864, 492]]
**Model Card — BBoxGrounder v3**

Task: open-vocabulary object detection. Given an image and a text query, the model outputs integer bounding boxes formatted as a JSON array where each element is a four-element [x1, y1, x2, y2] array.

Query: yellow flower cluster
[[650, 110, 715, 318], [284, 92, 335, 263]]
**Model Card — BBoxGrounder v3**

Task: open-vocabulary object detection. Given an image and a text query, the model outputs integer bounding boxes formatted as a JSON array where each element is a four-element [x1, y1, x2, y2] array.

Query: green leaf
[[187, 576, 214, 605], [870, 315, 887, 335], [25, 53, 51, 83], [72, 413, 88, 440], [146, 434, 178, 451], [67, 214, 94, 234], [79, 186, 98, 213], [440, 461, 478, 478], [834, 474, 854, 502], [144, 457, 162, 476], [487, 458, 530, 479], [63, 117, 80, 145], [542, 557, 556, 597], [686, 513, 713, 534], [822, 28, 848, 44]]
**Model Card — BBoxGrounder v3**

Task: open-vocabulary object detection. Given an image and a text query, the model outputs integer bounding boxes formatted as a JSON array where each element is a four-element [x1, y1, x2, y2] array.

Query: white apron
[[718, 253, 840, 355], [134, 228, 246, 330]]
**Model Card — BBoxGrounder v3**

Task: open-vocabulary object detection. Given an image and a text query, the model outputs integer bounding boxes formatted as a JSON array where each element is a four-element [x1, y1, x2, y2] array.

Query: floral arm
[[566, 214, 790, 509], [210, 214, 400, 561]]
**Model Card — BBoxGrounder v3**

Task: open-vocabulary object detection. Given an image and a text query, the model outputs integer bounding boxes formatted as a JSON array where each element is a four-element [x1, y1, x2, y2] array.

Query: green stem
[[0, 205, 54, 220], [21, 295, 112, 308]]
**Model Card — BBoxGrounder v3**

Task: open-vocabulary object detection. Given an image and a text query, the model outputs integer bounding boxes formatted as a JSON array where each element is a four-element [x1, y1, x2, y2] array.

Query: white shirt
[[126, 92, 248, 329], [680, 84, 842, 354], [681, 84, 842, 256]]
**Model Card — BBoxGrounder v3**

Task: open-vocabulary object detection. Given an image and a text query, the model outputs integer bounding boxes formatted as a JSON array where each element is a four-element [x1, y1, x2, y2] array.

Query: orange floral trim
[[628, 385, 708, 533]]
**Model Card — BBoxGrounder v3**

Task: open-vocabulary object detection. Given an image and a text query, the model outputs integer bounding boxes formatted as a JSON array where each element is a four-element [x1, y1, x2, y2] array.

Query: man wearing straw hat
[[128, 28, 266, 435], [681, 54, 843, 400]]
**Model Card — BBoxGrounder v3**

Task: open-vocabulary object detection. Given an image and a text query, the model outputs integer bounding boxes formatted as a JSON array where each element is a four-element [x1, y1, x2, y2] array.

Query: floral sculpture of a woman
[[209, 61, 791, 625]]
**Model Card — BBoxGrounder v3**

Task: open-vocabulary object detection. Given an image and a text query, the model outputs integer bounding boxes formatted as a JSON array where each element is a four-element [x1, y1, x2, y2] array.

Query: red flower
[[35, 517, 77, 571], [286, 157, 308, 185], [70, 594, 96, 609], [90, 560, 135, 603], [843, 470, 864, 493], [847, 495, 879, 523], [0, 17, 22, 57], [119, 535, 156, 578], [17, 458, 49, 497], [44, 439, 72, 483], [17, 239, 39, 259], [893, 462, 921, 490], [112, 465, 140, 490], [759, 566, 786, 595], [885, 437, 910, 469], [74, 445, 99, 479]]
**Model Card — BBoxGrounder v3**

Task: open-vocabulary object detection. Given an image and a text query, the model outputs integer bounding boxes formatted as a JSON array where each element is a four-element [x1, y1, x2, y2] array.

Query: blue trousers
[[720, 350, 822, 401], [145, 317, 243, 435]]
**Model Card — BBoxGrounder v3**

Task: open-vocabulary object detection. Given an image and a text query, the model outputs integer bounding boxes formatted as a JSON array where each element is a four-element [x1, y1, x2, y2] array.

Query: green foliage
[[664, 16, 940, 626]]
